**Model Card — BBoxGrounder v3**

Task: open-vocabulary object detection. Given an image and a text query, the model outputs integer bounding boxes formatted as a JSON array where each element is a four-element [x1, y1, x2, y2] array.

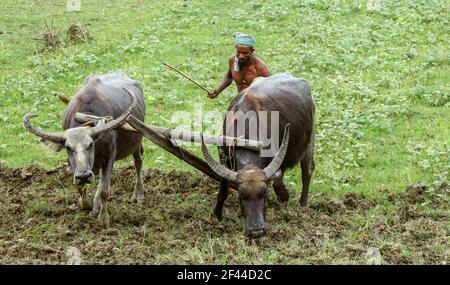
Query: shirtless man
[[207, 33, 270, 98]]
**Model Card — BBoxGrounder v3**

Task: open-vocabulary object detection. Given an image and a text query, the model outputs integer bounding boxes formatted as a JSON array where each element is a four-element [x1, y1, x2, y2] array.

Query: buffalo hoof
[[213, 208, 223, 221], [98, 213, 110, 226], [78, 197, 93, 211], [131, 193, 145, 204], [299, 196, 308, 207], [89, 209, 99, 219]]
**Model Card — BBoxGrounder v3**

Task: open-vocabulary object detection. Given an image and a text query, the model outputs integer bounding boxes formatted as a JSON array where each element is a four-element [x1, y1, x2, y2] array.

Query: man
[[208, 33, 270, 98]]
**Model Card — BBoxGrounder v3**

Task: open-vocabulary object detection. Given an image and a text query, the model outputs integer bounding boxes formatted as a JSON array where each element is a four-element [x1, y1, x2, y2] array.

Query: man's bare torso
[[229, 55, 269, 92]]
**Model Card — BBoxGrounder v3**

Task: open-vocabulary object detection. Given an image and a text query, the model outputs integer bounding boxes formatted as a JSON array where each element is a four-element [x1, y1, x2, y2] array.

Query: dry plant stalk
[[34, 18, 63, 52], [66, 24, 93, 44]]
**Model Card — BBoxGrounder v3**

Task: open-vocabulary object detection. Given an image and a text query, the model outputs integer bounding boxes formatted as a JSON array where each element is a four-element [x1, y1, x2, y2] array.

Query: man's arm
[[256, 58, 271, 77], [208, 56, 234, 98]]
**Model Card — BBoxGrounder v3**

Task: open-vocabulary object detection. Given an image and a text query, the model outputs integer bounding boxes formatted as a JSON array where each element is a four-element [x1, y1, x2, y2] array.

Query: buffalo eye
[[65, 145, 74, 152], [87, 142, 93, 149]]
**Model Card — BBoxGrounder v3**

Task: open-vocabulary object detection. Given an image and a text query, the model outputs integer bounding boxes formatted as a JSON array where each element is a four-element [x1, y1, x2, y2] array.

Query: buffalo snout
[[74, 171, 94, 184], [245, 211, 266, 239], [246, 227, 266, 239]]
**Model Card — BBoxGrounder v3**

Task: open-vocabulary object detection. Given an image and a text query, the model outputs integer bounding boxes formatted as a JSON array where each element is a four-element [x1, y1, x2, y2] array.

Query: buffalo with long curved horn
[[23, 72, 146, 225], [202, 73, 315, 238]]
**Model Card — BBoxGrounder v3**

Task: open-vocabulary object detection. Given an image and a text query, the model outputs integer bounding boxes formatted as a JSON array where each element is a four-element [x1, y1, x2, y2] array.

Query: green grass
[[0, 0, 448, 264]]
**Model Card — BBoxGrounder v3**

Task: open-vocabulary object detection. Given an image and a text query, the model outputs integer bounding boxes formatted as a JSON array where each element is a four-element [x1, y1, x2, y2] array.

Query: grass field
[[0, 0, 448, 264]]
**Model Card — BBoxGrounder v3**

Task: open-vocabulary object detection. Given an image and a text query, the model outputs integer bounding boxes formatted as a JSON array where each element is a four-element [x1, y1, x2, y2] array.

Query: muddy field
[[0, 165, 448, 264]]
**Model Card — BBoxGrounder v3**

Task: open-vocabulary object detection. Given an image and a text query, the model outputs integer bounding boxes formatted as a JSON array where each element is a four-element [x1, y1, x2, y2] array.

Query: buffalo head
[[202, 125, 290, 238], [23, 88, 137, 185]]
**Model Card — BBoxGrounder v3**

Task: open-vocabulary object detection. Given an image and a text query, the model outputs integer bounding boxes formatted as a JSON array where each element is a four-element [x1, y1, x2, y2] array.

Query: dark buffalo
[[23, 72, 146, 225], [202, 73, 315, 238]]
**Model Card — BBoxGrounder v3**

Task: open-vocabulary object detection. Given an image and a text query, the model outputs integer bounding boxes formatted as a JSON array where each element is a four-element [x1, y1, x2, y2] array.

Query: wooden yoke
[[75, 112, 262, 151], [127, 115, 238, 189]]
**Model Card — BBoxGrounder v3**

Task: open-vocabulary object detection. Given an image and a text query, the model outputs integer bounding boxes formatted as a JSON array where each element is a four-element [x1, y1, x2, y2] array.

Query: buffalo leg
[[299, 143, 315, 207], [90, 158, 113, 225], [272, 170, 290, 202], [264, 194, 268, 219], [238, 195, 245, 218], [131, 144, 145, 203], [214, 179, 229, 220]]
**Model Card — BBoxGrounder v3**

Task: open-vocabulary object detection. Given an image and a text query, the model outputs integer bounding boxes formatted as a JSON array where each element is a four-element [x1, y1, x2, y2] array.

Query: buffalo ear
[[40, 138, 64, 152], [268, 169, 282, 181]]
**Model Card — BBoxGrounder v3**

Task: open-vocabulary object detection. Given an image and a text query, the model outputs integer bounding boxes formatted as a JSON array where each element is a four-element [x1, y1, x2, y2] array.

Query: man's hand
[[207, 90, 219, 99]]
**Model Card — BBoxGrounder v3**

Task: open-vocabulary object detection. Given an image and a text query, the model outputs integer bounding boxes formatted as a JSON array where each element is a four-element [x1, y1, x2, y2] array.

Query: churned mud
[[0, 165, 448, 264]]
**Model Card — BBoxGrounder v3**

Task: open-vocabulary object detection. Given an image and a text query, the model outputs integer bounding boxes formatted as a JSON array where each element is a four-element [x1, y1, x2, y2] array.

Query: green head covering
[[234, 32, 255, 48]]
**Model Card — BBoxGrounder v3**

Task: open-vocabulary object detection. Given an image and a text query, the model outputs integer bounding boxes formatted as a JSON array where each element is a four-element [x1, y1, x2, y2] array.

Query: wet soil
[[0, 165, 448, 264]]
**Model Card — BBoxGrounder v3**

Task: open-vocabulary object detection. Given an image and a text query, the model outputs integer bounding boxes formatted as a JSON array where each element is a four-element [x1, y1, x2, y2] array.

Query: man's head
[[234, 32, 255, 64]]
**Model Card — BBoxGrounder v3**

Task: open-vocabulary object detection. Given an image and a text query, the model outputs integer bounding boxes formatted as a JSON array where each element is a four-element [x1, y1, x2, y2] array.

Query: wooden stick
[[163, 63, 211, 93], [75, 112, 263, 150], [149, 125, 263, 151], [128, 115, 238, 188]]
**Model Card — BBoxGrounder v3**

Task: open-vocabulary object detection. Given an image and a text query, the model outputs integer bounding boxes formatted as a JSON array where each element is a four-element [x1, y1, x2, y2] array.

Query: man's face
[[236, 45, 254, 64]]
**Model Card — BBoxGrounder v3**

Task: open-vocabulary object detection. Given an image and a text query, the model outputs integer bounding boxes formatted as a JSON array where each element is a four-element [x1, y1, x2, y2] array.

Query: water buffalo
[[201, 73, 315, 238], [23, 72, 146, 225]]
